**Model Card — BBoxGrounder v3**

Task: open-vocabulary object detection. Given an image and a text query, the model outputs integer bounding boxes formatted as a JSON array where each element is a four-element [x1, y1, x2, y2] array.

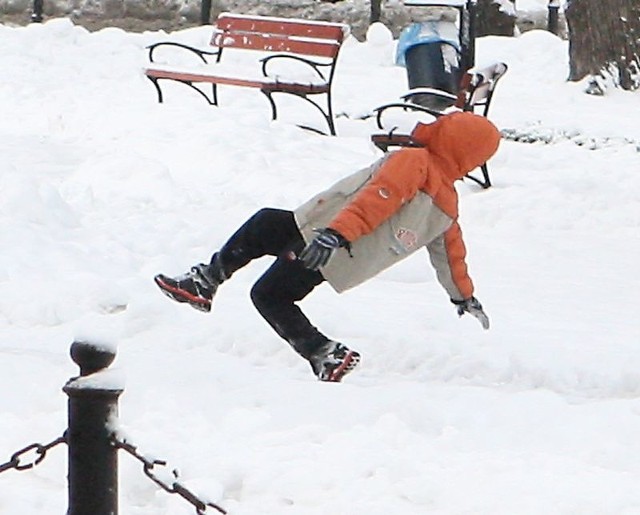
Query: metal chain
[[0, 434, 67, 474], [113, 437, 226, 515]]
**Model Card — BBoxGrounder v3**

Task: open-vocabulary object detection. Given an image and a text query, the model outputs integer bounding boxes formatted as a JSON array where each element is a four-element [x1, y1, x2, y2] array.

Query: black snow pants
[[214, 208, 330, 359]]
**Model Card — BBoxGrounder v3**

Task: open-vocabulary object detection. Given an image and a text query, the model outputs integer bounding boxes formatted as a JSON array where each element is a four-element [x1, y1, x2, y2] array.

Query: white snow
[[1, 16, 639, 515]]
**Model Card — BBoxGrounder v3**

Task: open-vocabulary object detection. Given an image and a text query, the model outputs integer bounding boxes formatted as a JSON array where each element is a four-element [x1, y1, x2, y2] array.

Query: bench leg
[[464, 162, 492, 189], [147, 76, 217, 106], [178, 80, 216, 105], [479, 163, 492, 188], [147, 76, 164, 103], [262, 90, 336, 136], [324, 92, 336, 136], [211, 83, 218, 106], [373, 140, 390, 152], [261, 90, 279, 123]]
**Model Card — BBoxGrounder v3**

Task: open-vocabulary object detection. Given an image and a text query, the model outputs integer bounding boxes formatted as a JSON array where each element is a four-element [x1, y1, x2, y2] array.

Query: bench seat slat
[[145, 65, 330, 93]]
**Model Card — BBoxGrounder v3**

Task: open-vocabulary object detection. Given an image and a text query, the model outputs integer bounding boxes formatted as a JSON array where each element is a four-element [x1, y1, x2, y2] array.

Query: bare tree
[[475, 0, 516, 37], [565, 0, 640, 90]]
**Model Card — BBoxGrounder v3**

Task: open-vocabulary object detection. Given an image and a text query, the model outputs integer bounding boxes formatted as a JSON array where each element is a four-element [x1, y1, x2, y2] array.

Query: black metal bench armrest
[[374, 102, 456, 130], [147, 41, 221, 64], [400, 88, 458, 103], [260, 54, 332, 83]]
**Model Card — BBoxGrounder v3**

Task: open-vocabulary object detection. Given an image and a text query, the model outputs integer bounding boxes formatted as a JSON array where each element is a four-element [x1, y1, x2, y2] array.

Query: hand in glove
[[298, 228, 349, 271], [452, 296, 490, 330]]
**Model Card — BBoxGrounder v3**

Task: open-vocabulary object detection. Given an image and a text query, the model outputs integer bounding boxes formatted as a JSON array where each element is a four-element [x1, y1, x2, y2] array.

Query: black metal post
[[370, 0, 382, 24], [63, 341, 123, 515], [547, 0, 560, 35], [200, 0, 212, 25], [31, 0, 43, 22], [466, 0, 477, 70]]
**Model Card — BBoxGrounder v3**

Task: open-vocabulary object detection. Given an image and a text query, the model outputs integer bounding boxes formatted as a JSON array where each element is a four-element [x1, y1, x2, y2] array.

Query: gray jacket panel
[[294, 160, 454, 293], [426, 234, 465, 300]]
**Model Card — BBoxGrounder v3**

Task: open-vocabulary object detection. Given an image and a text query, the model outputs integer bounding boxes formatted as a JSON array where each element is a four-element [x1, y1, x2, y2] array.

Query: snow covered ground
[[1, 14, 639, 515]]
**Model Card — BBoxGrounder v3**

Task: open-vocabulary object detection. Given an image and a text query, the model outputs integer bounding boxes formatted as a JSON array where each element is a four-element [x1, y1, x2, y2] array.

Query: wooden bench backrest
[[211, 13, 348, 58], [455, 62, 508, 114]]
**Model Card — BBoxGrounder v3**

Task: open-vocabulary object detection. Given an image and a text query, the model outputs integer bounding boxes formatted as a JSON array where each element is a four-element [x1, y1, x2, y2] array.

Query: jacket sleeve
[[426, 221, 474, 301], [328, 149, 429, 242]]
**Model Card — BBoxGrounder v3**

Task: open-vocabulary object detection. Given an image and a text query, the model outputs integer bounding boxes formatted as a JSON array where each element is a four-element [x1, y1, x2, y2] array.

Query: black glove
[[452, 296, 490, 330], [298, 228, 348, 271]]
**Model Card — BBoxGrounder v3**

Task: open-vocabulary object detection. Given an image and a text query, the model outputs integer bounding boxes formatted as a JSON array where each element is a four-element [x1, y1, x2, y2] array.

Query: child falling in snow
[[155, 111, 500, 382]]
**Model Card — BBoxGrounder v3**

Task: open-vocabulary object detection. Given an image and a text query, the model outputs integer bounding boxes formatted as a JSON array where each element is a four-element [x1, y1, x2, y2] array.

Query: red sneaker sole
[[327, 351, 361, 382], [154, 275, 212, 312]]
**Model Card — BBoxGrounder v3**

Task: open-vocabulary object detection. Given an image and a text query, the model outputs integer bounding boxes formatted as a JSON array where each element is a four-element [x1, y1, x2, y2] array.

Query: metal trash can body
[[404, 40, 461, 109]]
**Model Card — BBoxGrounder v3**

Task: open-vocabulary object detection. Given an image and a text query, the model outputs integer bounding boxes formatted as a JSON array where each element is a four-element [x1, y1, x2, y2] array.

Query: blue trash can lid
[[395, 21, 460, 66]]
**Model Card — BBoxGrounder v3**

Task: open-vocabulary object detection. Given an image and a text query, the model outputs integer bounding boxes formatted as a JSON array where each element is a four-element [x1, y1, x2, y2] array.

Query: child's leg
[[155, 208, 301, 312], [250, 247, 328, 360], [216, 208, 302, 277]]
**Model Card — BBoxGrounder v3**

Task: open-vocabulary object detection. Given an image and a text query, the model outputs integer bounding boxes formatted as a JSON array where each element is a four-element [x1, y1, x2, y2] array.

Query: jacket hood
[[410, 112, 501, 181]]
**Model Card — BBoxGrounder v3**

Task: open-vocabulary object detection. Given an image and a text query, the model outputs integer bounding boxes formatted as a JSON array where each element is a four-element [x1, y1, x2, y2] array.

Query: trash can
[[396, 20, 462, 110]]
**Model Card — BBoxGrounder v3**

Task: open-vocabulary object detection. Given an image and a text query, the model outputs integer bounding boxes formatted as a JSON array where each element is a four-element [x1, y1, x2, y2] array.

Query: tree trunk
[[475, 0, 516, 37], [566, 0, 640, 90]]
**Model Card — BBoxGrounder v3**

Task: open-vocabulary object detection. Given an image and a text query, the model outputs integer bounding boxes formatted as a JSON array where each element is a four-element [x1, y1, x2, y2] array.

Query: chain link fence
[[0, 435, 66, 474], [0, 341, 226, 515]]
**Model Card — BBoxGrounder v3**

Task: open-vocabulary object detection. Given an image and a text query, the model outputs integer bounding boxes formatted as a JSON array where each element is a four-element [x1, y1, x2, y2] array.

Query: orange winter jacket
[[294, 112, 500, 299]]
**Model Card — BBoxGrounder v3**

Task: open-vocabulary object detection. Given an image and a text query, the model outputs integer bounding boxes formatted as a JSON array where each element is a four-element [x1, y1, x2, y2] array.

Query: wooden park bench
[[144, 13, 349, 135], [371, 61, 508, 188]]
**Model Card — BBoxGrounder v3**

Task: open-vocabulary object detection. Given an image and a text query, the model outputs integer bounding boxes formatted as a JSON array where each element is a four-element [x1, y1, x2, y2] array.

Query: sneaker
[[310, 341, 361, 382], [154, 264, 219, 313]]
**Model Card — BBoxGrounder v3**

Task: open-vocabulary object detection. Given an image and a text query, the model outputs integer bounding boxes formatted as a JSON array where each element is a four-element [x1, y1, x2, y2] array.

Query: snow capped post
[[63, 340, 123, 515]]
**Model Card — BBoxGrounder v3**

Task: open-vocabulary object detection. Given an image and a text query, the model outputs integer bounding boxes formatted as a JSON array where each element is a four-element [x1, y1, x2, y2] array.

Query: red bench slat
[[215, 14, 346, 42], [211, 31, 341, 58], [145, 68, 331, 94]]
